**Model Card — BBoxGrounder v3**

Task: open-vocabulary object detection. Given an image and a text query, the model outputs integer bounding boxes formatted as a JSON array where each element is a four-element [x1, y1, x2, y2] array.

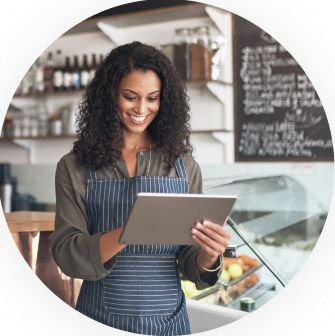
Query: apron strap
[[175, 157, 187, 179], [86, 169, 97, 179]]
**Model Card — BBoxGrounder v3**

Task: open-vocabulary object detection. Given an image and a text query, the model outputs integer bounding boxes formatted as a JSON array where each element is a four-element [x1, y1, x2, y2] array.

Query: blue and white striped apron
[[76, 157, 191, 335]]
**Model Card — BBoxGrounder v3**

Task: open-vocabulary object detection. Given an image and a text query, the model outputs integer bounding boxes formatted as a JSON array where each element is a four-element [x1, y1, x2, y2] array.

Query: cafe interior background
[[0, 0, 333, 333]]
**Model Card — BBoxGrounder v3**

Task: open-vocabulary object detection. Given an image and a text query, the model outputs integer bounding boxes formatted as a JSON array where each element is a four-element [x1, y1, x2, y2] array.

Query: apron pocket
[[103, 255, 179, 317]]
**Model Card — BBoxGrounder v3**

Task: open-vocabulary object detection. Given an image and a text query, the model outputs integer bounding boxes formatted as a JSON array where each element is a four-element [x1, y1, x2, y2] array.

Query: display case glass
[[181, 174, 328, 312]]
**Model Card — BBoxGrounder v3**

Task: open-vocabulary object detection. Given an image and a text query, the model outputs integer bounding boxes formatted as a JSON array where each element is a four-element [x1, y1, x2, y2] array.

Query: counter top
[[5, 211, 55, 233]]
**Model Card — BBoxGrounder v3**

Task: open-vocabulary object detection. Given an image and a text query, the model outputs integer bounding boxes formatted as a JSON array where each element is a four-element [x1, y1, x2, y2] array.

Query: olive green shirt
[[51, 149, 221, 289]]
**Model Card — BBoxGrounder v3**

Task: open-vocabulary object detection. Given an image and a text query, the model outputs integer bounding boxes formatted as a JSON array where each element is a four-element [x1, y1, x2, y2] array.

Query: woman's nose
[[136, 100, 147, 114]]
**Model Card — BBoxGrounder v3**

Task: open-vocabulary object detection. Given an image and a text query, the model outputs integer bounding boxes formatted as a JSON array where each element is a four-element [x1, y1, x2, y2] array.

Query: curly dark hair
[[73, 41, 192, 170]]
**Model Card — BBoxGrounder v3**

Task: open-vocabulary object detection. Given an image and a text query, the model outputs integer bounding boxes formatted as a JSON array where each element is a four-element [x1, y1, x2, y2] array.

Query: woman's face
[[117, 69, 161, 136]]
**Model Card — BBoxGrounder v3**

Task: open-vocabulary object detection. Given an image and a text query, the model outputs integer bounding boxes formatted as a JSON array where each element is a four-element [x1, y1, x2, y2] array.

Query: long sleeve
[[51, 150, 222, 285], [177, 155, 222, 289], [50, 155, 113, 281]]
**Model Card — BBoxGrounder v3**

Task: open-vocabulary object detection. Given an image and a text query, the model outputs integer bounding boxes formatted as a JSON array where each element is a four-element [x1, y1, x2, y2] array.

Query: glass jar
[[21, 115, 31, 137], [191, 26, 212, 81], [48, 113, 63, 136], [13, 114, 23, 138], [160, 44, 175, 63], [193, 26, 211, 48], [3, 116, 14, 138], [173, 28, 192, 81], [36, 103, 49, 137], [30, 116, 39, 137]]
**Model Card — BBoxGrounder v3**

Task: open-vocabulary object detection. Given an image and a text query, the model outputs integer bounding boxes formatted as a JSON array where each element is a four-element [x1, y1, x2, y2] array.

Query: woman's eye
[[124, 96, 136, 101], [147, 97, 159, 102]]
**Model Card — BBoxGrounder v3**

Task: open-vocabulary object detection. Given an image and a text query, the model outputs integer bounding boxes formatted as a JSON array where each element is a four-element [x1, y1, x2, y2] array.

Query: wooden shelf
[[12, 80, 231, 100], [0, 131, 233, 142], [186, 80, 232, 87], [65, 3, 208, 35], [13, 89, 85, 99], [191, 129, 232, 134], [0, 135, 76, 141], [1, 130, 234, 140]]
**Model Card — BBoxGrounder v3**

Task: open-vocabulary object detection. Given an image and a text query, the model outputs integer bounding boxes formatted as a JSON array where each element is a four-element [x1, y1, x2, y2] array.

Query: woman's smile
[[127, 113, 150, 124]]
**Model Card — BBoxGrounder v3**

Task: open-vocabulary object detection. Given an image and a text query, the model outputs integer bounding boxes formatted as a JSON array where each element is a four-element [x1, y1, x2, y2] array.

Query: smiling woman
[[50, 41, 232, 335], [117, 69, 162, 176], [72, 41, 192, 170]]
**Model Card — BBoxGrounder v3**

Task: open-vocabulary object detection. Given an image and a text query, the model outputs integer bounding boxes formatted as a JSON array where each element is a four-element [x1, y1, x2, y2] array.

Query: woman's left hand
[[191, 220, 231, 273]]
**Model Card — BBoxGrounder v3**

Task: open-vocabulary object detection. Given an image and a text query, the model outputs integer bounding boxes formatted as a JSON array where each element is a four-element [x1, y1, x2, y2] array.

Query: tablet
[[119, 193, 237, 245]]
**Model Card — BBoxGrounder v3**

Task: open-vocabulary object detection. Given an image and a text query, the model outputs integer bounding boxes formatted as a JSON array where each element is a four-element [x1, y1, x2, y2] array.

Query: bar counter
[[6, 211, 55, 232], [5, 211, 78, 306]]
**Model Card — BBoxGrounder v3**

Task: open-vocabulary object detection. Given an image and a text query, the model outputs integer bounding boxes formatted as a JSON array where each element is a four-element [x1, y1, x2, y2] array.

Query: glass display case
[[181, 174, 328, 312]]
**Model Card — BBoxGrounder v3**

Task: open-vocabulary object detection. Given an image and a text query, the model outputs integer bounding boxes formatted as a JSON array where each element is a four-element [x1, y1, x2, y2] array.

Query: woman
[[51, 41, 231, 335]]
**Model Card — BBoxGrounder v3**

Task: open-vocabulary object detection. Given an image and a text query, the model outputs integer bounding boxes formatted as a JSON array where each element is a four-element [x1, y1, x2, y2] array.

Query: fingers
[[201, 220, 231, 240], [191, 220, 231, 257], [192, 233, 222, 259], [193, 225, 227, 254]]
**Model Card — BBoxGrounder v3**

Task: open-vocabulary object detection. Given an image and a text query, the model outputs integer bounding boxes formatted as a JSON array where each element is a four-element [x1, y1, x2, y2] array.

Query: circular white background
[[1, 0, 334, 335]]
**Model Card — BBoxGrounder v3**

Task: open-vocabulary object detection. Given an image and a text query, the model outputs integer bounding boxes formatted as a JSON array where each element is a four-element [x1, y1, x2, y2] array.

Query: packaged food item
[[246, 273, 260, 288], [240, 297, 255, 312]]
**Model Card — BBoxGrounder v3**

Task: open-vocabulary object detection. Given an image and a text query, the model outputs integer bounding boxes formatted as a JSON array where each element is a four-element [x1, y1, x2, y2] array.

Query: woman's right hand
[[99, 227, 127, 264]]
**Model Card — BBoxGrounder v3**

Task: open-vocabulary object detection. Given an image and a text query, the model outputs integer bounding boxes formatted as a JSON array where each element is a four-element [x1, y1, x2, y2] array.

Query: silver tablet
[[119, 193, 237, 245]]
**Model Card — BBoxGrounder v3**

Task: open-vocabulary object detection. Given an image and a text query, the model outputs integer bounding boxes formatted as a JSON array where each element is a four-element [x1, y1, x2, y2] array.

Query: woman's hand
[[191, 220, 231, 274], [99, 227, 127, 264]]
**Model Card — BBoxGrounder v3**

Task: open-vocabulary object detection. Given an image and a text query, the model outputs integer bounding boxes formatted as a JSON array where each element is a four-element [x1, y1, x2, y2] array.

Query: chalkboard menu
[[234, 15, 333, 161]]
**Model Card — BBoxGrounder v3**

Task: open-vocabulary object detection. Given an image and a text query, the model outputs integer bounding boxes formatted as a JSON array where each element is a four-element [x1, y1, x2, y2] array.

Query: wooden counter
[[5, 211, 55, 233], [5, 211, 78, 307]]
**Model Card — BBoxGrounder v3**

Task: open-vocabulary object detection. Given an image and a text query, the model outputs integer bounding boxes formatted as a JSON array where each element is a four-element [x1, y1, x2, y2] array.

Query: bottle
[[173, 28, 192, 81], [29, 61, 38, 94], [14, 80, 23, 96], [80, 54, 90, 88], [37, 102, 49, 137], [89, 53, 97, 81], [7, 104, 22, 138], [62, 56, 72, 91], [48, 112, 63, 136], [191, 26, 212, 81], [53, 49, 64, 91], [35, 57, 45, 92], [43, 52, 54, 92], [99, 54, 104, 66], [71, 55, 81, 90], [21, 66, 34, 95], [21, 106, 32, 137], [3, 114, 14, 138]]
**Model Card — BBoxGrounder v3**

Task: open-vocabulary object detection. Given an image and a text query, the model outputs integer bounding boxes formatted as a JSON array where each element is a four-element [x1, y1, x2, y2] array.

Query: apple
[[181, 280, 202, 298], [220, 269, 231, 282], [181, 280, 195, 297], [227, 263, 243, 279]]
